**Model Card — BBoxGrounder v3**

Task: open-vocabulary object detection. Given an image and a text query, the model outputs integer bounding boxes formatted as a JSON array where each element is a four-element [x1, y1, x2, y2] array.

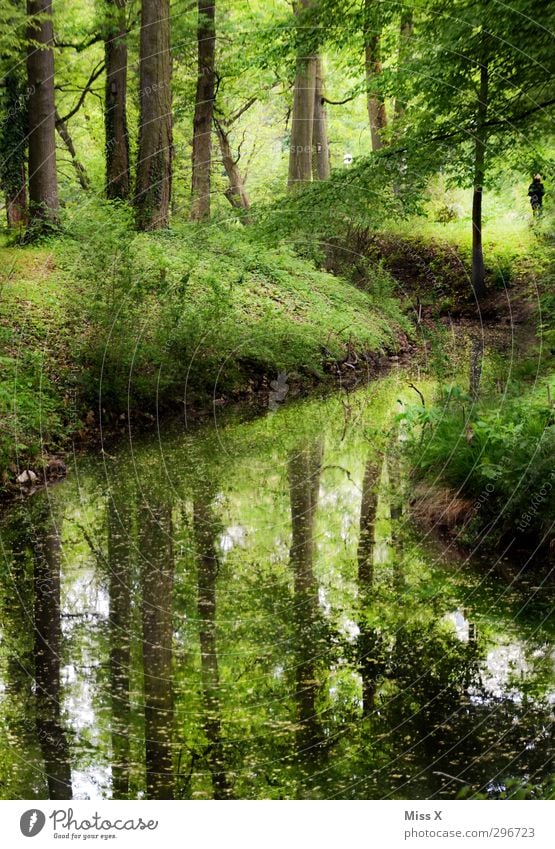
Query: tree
[[287, 0, 317, 190], [140, 499, 174, 799], [0, 73, 28, 227], [26, 0, 58, 230], [135, 0, 172, 230], [193, 490, 234, 799], [312, 56, 330, 179], [363, 0, 387, 151], [214, 117, 251, 216], [190, 0, 216, 221], [404, 0, 555, 299], [104, 0, 130, 199]]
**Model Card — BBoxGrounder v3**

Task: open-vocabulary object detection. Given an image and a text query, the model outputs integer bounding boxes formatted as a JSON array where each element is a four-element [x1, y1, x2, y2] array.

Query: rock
[[16, 469, 37, 485]]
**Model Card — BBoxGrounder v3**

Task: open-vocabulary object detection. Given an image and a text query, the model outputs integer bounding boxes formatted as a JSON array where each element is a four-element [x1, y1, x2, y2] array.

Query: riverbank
[[0, 204, 410, 493]]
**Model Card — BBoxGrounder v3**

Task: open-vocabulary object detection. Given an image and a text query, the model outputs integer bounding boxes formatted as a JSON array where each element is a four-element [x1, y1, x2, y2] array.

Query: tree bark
[[135, 0, 172, 230], [471, 33, 489, 301], [190, 0, 216, 221], [214, 119, 250, 217], [287, 0, 316, 190], [140, 501, 174, 799], [55, 111, 90, 191], [312, 56, 330, 180], [105, 0, 130, 200], [26, 0, 59, 230], [363, 0, 387, 151]]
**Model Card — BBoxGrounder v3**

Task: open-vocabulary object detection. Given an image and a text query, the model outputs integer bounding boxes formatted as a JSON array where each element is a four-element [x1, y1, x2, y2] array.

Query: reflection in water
[[357, 453, 384, 715], [107, 490, 132, 799], [32, 510, 73, 800], [193, 488, 233, 799], [288, 441, 325, 759], [0, 380, 553, 800], [140, 500, 175, 800]]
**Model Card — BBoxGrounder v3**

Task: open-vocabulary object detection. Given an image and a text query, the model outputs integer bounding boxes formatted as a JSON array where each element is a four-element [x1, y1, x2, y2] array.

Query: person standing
[[528, 174, 545, 216]]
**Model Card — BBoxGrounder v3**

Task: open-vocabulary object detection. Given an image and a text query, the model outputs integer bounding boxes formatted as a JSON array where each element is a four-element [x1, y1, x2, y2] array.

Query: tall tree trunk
[[312, 56, 330, 180], [357, 455, 383, 715], [190, 0, 216, 221], [393, 7, 413, 120], [387, 424, 405, 595], [32, 513, 73, 799], [288, 442, 323, 754], [193, 493, 234, 799], [1, 74, 28, 227], [140, 501, 174, 799], [107, 490, 132, 799], [135, 0, 172, 230], [55, 111, 90, 191], [287, 0, 316, 190], [105, 0, 130, 199], [214, 119, 250, 217], [364, 0, 387, 150], [26, 0, 58, 230], [471, 33, 489, 301]]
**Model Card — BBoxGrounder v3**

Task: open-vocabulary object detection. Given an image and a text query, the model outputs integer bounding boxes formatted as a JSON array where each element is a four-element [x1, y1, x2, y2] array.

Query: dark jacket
[[528, 180, 545, 201]]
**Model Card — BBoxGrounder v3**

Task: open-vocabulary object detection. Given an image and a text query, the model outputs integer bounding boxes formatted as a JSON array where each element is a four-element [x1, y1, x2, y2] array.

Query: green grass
[[0, 201, 408, 478]]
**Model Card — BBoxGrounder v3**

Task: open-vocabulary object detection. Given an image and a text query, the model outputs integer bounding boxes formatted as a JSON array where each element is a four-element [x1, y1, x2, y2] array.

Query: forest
[[0, 0, 553, 804]]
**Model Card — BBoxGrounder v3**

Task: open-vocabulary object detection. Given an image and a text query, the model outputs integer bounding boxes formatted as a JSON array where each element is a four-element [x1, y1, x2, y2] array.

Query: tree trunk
[[287, 0, 316, 190], [357, 457, 380, 585], [1, 74, 28, 228], [357, 455, 384, 715], [193, 493, 234, 799], [140, 501, 174, 799], [312, 56, 330, 180], [471, 34, 489, 301], [288, 442, 324, 754], [364, 0, 387, 150], [32, 513, 73, 799], [55, 111, 90, 191], [135, 0, 172, 230], [393, 7, 413, 120], [107, 491, 132, 799], [26, 0, 59, 230], [105, 0, 130, 200], [4, 168, 27, 228], [190, 0, 216, 221], [214, 119, 250, 217]]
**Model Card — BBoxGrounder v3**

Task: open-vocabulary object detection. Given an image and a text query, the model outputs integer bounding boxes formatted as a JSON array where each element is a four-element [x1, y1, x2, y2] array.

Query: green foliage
[[56, 200, 406, 412], [403, 376, 555, 549]]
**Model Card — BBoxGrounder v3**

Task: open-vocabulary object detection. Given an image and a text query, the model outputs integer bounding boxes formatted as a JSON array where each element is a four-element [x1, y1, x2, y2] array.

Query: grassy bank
[[0, 202, 408, 483], [400, 214, 555, 556]]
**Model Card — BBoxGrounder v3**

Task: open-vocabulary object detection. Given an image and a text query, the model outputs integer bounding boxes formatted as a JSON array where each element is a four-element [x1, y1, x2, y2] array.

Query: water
[[0, 374, 552, 800]]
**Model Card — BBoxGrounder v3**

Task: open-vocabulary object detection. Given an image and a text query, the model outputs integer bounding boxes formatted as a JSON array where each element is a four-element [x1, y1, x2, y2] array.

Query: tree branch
[[58, 62, 105, 124], [55, 34, 103, 52]]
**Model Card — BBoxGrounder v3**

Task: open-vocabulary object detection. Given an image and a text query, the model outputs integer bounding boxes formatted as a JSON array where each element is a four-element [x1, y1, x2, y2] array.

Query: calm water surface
[[0, 375, 553, 799]]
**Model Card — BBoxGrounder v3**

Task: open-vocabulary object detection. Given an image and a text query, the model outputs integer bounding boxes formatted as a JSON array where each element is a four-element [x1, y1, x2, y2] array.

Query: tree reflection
[[193, 489, 233, 799], [288, 441, 325, 760], [107, 489, 133, 798], [140, 500, 174, 799], [32, 508, 73, 800]]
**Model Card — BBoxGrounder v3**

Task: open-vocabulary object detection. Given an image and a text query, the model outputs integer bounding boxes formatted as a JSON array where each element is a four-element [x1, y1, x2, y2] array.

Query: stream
[[0, 372, 553, 800]]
